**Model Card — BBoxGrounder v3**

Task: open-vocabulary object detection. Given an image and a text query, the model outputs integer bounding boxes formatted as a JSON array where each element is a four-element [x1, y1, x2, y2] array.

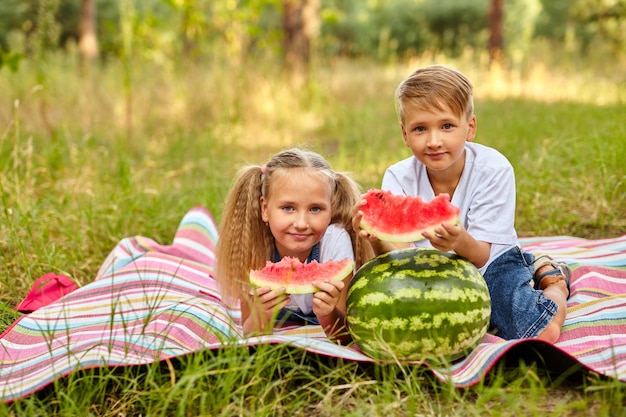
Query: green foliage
[[420, 0, 489, 56], [0, 0, 33, 51], [34, 0, 61, 58], [321, 0, 489, 58], [571, 0, 626, 54], [0, 50, 624, 302], [535, 0, 626, 57], [1, 0, 624, 66], [0, 27, 625, 415], [505, 0, 542, 61], [0, 51, 24, 72], [535, 0, 571, 41]]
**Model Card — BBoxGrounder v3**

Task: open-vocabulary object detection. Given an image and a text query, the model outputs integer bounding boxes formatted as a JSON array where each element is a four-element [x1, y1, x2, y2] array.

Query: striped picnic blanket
[[1, 206, 625, 402]]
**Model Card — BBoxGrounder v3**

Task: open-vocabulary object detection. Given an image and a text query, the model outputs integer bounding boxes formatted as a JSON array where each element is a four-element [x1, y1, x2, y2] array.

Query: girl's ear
[[260, 196, 269, 222]]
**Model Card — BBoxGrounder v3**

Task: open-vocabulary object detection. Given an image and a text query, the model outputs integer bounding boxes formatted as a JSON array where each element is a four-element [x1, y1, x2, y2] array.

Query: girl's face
[[260, 168, 333, 262], [401, 103, 476, 176]]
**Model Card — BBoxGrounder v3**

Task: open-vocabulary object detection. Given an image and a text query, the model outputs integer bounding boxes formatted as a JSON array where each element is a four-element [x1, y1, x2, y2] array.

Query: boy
[[354, 65, 570, 342]]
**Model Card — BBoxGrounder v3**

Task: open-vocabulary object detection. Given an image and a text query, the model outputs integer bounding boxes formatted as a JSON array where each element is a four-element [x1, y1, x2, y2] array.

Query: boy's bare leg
[[534, 264, 569, 343]]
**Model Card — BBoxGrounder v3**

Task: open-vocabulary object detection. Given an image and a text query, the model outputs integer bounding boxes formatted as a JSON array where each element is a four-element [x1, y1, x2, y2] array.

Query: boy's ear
[[401, 123, 410, 147], [466, 115, 477, 142]]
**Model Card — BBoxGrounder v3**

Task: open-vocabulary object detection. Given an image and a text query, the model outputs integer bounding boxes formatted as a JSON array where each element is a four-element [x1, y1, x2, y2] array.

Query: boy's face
[[400, 103, 476, 174]]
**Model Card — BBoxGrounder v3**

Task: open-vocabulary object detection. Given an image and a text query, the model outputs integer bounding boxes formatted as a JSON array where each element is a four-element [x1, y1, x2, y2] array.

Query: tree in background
[[79, 0, 99, 64], [0, 0, 624, 70], [488, 0, 504, 65], [571, 0, 626, 55], [281, 0, 319, 77]]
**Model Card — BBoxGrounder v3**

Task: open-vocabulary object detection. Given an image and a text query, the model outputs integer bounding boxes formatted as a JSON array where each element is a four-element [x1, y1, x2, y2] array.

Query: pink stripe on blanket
[[1, 207, 624, 403]]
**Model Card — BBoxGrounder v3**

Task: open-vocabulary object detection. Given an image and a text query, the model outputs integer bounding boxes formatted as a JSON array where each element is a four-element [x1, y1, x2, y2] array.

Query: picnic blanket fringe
[[1, 206, 625, 402]]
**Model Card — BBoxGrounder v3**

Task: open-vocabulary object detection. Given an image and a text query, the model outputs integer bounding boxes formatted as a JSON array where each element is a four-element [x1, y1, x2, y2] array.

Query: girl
[[216, 148, 373, 342]]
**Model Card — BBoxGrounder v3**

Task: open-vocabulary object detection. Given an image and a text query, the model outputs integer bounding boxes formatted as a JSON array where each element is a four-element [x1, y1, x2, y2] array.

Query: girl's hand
[[252, 286, 290, 319], [243, 286, 290, 335], [312, 279, 344, 317]]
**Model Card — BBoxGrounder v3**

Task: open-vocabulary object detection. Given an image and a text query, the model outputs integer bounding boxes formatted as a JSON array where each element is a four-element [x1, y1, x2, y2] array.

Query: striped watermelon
[[346, 248, 490, 363], [359, 189, 460, 242]]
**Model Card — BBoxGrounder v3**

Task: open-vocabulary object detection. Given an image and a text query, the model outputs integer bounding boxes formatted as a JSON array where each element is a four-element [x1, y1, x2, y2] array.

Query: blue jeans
[[276, 308, 320, 326], [483, 246, 558, 340]]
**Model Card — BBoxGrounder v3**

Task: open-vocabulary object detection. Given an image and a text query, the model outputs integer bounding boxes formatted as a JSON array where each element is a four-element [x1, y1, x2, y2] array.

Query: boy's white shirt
[[285, 224, 354, 314], [381, 142, 519, 274]]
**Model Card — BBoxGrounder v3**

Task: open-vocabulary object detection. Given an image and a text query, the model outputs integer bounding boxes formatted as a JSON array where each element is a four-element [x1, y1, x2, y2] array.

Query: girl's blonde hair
[[395, 65, 474, 123], [216, 148, 374, 303]]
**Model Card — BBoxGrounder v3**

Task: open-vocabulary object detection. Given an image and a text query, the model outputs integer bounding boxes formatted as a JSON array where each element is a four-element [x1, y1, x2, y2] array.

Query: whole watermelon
[[346, 248, 491, 363]]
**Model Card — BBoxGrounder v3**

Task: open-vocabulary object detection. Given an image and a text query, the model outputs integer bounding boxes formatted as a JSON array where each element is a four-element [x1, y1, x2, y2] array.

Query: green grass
[[0, 345, 623, 416], [0, 52, 625, 414]]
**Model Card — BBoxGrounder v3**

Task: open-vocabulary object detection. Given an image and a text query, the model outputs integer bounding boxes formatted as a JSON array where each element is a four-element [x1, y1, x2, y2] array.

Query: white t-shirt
[[285, 224, 354, 314], [381, 142, 519, 273]]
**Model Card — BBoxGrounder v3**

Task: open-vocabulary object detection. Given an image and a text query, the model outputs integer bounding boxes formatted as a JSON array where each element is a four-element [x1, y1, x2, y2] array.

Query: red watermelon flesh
[[249, 257, 355, 294], [359, 189, 460, 243]]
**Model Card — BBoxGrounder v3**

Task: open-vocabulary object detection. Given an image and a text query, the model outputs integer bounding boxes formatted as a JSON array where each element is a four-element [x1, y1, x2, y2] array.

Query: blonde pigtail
[[332, 172, 375, 270], [216, 166, 274, 303]]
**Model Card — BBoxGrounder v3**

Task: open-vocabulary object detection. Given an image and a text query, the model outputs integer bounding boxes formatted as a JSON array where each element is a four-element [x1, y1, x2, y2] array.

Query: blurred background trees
[[1, 0, 624, 74], [0, 0, 624, 241]]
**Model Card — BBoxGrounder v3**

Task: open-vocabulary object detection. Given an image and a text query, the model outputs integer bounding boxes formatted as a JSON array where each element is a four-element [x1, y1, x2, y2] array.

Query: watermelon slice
[[249, 257, 355, 294], [359, 189, 460, 242]]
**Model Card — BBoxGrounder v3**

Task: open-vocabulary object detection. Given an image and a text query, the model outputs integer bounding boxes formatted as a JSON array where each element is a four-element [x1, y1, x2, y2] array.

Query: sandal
[[532, 255, 571, 297]]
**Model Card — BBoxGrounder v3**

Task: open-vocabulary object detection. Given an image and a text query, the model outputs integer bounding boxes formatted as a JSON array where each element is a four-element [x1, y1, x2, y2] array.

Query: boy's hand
[[422, 221, 464, 252], [352, 196, 401, 255], [312, 279, 344, 317], [423, 223, 490, 269], [352, 197, 373, 240]]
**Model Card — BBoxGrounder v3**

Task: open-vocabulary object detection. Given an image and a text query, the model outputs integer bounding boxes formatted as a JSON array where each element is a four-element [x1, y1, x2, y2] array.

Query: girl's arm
[[240, 287, 290, 336], [313, 275, 352, 344]]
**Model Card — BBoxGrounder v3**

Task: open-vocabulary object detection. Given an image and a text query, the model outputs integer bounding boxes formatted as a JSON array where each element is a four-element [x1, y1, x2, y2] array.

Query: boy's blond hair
[[215, 148, 374, 304], [395, 65, 474, 123]]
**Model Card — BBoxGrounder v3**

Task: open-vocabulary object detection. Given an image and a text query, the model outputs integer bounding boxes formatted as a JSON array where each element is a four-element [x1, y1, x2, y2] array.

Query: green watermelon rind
[[359, 190, 460, 243], [346, 248, 491, 364], [360, 217, 461, 243], [250, 257, 355, 294]]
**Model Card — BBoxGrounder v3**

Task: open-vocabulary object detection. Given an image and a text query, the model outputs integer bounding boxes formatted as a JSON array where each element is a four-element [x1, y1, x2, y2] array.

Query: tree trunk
[[79, 0, 99, 62], [488, 0, 504, 65], [182, 3, 195, 59], [281, 0, 319, 76]]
